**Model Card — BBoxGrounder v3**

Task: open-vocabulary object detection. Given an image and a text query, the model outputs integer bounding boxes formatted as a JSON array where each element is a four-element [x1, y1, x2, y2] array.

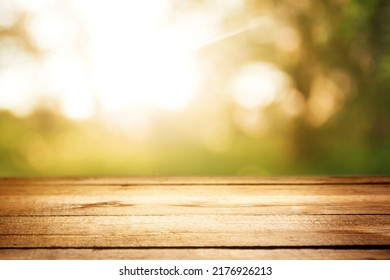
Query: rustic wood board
[[0, 177, 389, 259], [1, 249, 389, 260], [1, 176, 389, 185], [1, 184, 389, 215]]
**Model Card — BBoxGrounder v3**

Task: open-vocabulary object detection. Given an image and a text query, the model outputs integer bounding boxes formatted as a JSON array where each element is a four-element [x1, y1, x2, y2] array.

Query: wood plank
[[1, 185, 389, 215], [1, 249, 389, 260], [1, 215, 389, 247], [2, 203, 389, 216], [1, 176, 389, 186], [2, 184, 389, 195], [1, 176, 389, 259]]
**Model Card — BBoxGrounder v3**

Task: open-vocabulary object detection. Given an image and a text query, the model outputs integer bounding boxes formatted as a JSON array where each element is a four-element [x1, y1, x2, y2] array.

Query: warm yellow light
[[91, 30, 199, 112], [0, 55, 37, 117], [0, 0, 207, 122], [74, 0, 201, 113], [230, 63, 290, 109]]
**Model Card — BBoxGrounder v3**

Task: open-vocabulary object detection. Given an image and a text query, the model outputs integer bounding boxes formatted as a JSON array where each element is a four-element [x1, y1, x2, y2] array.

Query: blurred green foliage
[[0, 0, 389, 176]]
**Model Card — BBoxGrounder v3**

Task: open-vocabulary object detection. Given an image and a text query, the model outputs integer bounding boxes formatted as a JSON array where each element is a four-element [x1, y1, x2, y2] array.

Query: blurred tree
[[0, 0, 389, 176], [214, 0, 390, 173]]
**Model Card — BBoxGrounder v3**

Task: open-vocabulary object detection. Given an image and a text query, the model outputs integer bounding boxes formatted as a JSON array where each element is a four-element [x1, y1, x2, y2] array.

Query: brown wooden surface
[[0, 176, 389, 259]]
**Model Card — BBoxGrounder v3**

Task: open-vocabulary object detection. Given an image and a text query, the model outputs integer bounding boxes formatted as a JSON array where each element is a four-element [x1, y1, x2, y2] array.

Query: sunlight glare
[[1, 0, 206, 121], [231, 63, 290, 109], [38, 53, 94, 120], [74, 0, 201, 112], [0, 60, 37, 116], [0, 1, 18, 28]]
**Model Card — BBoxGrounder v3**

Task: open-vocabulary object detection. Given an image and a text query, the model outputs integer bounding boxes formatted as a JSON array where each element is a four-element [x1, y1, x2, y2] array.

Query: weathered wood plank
[[1, 185, 389, 215], [1, 176, 389, 186], [1, 215, 389, 247], [1, 249, 389, 260], [1, 177, 389, 259], [2, 185, 389, 196], [2, 203, 389, 216], [2, 184, 389, 194]]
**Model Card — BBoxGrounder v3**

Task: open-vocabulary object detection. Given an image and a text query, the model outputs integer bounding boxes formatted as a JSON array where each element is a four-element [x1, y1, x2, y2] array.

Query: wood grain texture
[[1, 176, 389, 185], [1, 184, 389, 215], [1, 215, 390, 247], [0, 177, 389, 259], [1, 249, 389, 260]]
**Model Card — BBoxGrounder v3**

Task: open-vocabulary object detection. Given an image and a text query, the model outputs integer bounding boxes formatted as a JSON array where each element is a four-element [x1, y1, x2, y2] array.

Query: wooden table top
[[0, 176, 389, 260]]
